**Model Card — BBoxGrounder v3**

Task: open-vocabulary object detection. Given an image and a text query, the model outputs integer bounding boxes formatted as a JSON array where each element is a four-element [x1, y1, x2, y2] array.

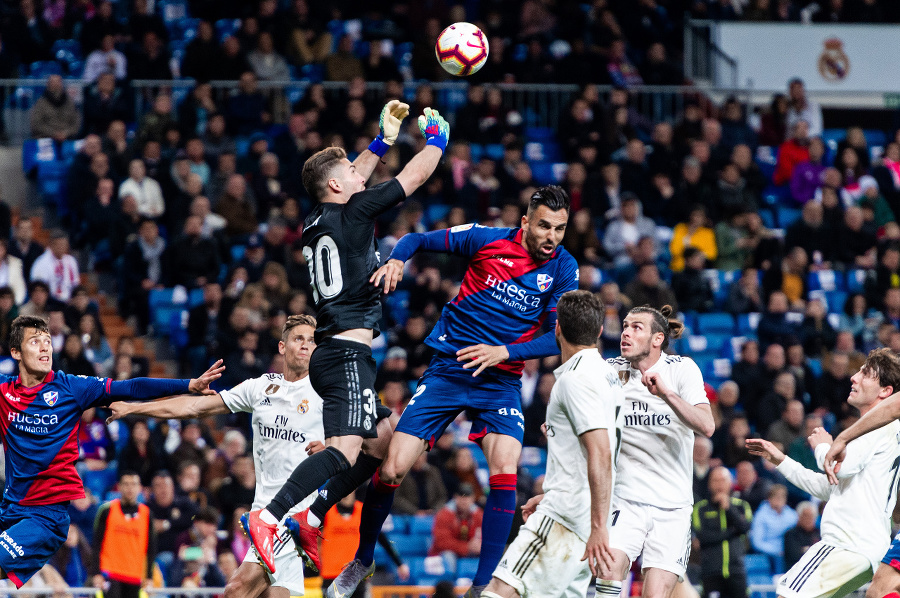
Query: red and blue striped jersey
[[0, 371, 113, 505], [390, 224, 579, 376]]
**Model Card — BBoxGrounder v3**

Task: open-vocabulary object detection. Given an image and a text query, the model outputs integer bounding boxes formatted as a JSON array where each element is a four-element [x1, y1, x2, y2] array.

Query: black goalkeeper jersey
[[301, 178, 406, 340]]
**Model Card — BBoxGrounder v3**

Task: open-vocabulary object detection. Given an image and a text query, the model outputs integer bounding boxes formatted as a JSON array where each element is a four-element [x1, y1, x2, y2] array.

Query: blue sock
[[355, 469, 398, 567], [473, 474, 517, 586]]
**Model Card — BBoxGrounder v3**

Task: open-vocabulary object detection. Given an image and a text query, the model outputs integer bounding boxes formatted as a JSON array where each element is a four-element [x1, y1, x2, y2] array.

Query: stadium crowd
[[3, 0, 900, 593]]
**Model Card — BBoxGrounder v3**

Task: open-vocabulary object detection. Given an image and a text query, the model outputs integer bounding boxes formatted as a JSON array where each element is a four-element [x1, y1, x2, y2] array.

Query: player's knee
[[223, 576, 245, 598], [487, 458, 518, 476], [378, 460, 405, 485]]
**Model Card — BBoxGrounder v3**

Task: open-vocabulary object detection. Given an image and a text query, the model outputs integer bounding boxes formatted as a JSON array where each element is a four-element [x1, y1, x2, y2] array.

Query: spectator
[[773, 120, 811, 186], [128, 0, 167, 47], [783, 502, 820, 570], [523, 372, 554, 448], [624, 263, 678, 311], [786, 413, 823, 473], [31, 231, 80, 303], [177, 82, 218, 139], [118, 419, 168, 486], [724, 415, 755, 468], [9, 0, 52, 64], [790, 137, 827, 204], [0, 287, 18, 353], [49, 524, 93, 589], [129, 31, 171, 80], [835, 206, 877, 269], [0, 239, 26, 306], [181, 21, 220, 80], [119, 159, 165, 221], [393, 452, 447, 515], [619, 139, 651, 204], [735, 461, 772, 512], [90, 472, 156, 597], [171, 421, 208, 472], [429, 483, 482, 571], [217, 175, 259, 238], [800, 298, 837, 356], [30, 74, 81, 141], [815, 352, 853, 423], [214, 36, 251, 81], [9, 219, 43, 283], [56, 333, 95, 377], [203, 429, 246, 493], [750, 484, 798, 571], [223, 329, 267, 387], [715, 163, 758, 220], [693, 436, 713, 503], [83, 34, 127, 82], [670, 205, 717, 272], [226, 72, 268, 137], [672, 247, 715, 313], [177, 461, 209, 510], [726, 268, 764, 314], [325, 34, 364, 82], [784, 201, 833, 266], [79, 0, 122, 54], [173, 507, 225, 588], [166, 216, 221, 289], [758, 372, 797, 435], [82, 73, 132, 136], [137, 93, 177, 147], [759, 94, 789, 146], [715, 213, 750, 271], [19, 280, 55, 319], [757, 292, 800, 348], [766, 399, 805, 450], [693, 467, 753, 598], [602, 194, 656, 266], [121, 218, 167, 334], [786, 79, 823, 138], [248, 31, 290, 81], [216, 454, 256, 525], [282, 0, 332, 65]]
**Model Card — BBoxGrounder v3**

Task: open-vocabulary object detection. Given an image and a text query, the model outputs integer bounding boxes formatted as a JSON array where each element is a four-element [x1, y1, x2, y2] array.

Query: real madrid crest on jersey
[[618, 370, 630, 385], [264, 384, 280, 395], [43, 391, 58, 406], [297, 399, 309, 414], [536, 273, 553, 292]]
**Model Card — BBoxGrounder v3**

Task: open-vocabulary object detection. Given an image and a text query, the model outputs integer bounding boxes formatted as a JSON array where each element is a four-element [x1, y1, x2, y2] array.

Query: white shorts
[[241, 522, 306, 596], [608, 497, 692, 579], [776, 543, 872, 598], [492, 513, 592, 598]]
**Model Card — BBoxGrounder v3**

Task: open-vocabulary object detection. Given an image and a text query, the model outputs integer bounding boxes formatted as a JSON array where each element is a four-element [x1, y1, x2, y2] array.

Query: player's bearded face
[[620, 316, 654, 361], [522, 207, 568, 262]]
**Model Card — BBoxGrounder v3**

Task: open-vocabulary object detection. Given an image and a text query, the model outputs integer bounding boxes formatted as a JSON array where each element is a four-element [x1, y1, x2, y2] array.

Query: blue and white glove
[[368, 99, 410, 157], [417, 107, 450, 152]]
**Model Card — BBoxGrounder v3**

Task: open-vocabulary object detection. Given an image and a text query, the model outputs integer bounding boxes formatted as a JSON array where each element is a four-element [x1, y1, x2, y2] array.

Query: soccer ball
[[435, 22, 489, 76]]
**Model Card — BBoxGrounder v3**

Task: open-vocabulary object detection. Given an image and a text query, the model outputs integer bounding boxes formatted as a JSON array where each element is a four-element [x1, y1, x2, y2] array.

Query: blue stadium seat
[[390, 534, 430, 557], [29, 61, 63, 77], [215, 18, 241, 42], [737, 313, 761, 335], [778, 207, 802, 228], [425, 204, 451, 227], [864, 129, 887, 148], [408, 514, 435, 536], [36, 161, 70, 216], [300, 63, 324, 82], [484, 144, 504, 161], [456, 557, 479, 579], [525, 127, 555, 142], [149, 288, 177, 308], [824, 291, 848, 313], [695, 312, 735, 334], [384, 290, 410, 327], [846, 269, 870, 294], [388, 514, 411, 534], [81, 467, 117, 498], [745, 553, 771, 574], [807, 270, 844, 292], [808, 357, 823, 377], [530, 162, 555, 185], [159, 0, 188, 26], [406, 556, 446, 586], [170, 310, 189, 348]]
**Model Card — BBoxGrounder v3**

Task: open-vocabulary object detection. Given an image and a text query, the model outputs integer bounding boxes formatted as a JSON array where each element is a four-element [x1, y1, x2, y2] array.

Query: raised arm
[[395, 108, 449, 197], [642, 370, 715, 437], [106, 393, 230, 423], [747, 437, 831, 500], [580, 428, 615, 576], [354, 100, 410, 180]]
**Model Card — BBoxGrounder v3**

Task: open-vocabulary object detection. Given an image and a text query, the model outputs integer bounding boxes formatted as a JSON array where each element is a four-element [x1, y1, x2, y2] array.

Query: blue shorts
[[396, 354, 525, 447], [883, 533, 900, 571], [0, 500, 69, 587]]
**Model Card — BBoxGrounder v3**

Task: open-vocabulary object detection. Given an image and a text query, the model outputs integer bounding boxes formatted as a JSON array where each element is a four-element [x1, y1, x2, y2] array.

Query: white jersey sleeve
[[776, 457, 831, 501], [558, 373, 612, 436], [219, 378, 261, 413], [609, 352, 706, 509]]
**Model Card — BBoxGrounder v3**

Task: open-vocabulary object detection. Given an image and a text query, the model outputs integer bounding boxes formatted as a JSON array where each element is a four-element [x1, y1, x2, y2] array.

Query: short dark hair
[[195, 506, 220, 525], [9, 315, 49, 353], [862, 348, 900, 392], [302, 146, 347, 201], [119, 470, 141, 482], [628, 305, 685, 351], [282, 314, 317, 341], [556, 290, 604, 347], [527, 185, 570, 215]]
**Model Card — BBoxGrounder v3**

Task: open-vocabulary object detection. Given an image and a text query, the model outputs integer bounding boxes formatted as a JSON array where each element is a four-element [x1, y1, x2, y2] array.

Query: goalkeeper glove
[[417, 107, 450, 152], [368, 99, 410, 157]]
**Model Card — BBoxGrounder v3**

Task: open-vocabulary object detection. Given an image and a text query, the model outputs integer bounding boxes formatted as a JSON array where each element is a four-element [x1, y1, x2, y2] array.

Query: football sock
[[355, 469, 399, 567], [882, 593, 900, 598], [597, 580, 623, 598], [265, 447, 350, 521], [308, 453, 383, 527], [473, 474, 517, 586]]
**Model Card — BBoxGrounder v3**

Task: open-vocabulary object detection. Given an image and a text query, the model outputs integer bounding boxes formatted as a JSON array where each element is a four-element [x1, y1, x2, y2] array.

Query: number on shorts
[[611, 509, 620, 526], [302, 235, 344, 301]]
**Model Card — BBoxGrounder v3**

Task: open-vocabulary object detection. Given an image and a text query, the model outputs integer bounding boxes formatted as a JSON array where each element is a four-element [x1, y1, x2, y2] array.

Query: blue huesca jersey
[[390, 224, 579, 376]]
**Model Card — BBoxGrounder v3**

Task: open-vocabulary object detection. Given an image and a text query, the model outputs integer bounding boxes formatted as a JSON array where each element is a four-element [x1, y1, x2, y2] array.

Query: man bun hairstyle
[[528, 185, 570, 215], [556, 290, 605, 347], [301, 147, 347, 201], [628, 304, 685, 350], [862, 347, 900, 392], [282, 314, 317, 341], [9, 315, 49, 353]]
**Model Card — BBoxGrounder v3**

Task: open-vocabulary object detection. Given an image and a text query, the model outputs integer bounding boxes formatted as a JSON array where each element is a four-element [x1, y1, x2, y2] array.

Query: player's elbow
[[700, 419, 716, 438]]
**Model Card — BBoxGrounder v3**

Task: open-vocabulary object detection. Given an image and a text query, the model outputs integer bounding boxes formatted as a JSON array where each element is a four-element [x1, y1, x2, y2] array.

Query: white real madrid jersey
[[606, 352, 709, 509], [537, 348, 625, 542], [778, 420, 900, 570], [220, 373, 325, 516]]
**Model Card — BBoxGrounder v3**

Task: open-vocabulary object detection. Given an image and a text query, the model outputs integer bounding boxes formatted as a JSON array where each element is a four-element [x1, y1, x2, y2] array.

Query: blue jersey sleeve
[[63, 373, 112, 410], [505, 251, 580, 362], [390, 224, 511, 263]]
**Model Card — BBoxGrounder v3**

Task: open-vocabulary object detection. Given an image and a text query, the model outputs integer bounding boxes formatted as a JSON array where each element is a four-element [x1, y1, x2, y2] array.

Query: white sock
[[307, 511, 322, 527], [597, 580, 623, 598], [260, 509, 279, 525]]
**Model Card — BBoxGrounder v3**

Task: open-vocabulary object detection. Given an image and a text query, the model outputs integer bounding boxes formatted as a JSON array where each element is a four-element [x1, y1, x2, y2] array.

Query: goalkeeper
[[243, 101, 452, 577]]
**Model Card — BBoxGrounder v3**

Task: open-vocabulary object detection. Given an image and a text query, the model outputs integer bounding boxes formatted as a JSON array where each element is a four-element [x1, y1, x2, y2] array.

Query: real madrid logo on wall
[[818, 38, 850, 82]]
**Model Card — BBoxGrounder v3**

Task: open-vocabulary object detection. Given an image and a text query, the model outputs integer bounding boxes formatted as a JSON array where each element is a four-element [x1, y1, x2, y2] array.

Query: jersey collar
[[554, 347, 600, 378], [14, 370, 55, 393]]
